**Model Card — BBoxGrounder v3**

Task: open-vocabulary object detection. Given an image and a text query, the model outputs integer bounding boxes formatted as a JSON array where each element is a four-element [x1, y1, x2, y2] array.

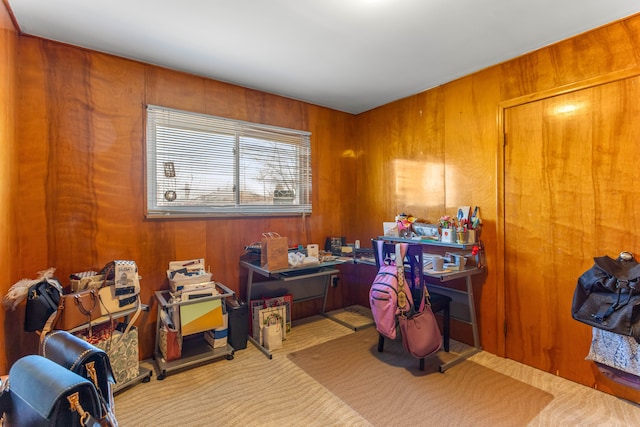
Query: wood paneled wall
[[0, 1, 18, 373], [9, 36, 355, 364], [352, 13, 640, 402]]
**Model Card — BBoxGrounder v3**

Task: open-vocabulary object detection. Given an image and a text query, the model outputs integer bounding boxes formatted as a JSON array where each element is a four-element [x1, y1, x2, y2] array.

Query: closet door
[[503, 76, 640, 384]]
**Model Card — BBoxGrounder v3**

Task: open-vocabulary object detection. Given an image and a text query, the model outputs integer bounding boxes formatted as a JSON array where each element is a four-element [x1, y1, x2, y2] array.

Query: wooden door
[[503, 75, 640, 385]]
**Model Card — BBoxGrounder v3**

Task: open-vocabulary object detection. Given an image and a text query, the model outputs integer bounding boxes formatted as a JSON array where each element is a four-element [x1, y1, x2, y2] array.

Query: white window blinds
[[146, 105, 312, 218]]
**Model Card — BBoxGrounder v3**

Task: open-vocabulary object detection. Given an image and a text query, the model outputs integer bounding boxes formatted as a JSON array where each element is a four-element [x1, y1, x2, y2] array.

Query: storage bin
[[226, 299, 248, 350]]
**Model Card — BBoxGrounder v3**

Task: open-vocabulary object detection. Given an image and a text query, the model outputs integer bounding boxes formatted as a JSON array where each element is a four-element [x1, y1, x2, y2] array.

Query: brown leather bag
[[56, 289, 99, 330]]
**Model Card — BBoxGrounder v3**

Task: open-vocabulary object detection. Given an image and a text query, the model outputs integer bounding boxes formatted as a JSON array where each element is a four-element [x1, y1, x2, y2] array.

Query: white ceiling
[[7, 0, 640, 114]]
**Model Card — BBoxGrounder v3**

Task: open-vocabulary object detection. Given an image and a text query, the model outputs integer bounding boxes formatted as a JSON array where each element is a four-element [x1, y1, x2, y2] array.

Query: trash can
[[226, 299, 248, 350]]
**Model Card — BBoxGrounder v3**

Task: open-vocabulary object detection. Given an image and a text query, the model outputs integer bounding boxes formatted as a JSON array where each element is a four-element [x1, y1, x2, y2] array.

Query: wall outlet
[[330, 274, 339, 287]]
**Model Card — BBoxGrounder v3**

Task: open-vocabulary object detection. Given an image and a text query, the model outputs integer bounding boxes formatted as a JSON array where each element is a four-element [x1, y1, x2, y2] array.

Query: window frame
[[145, 105, 312, 219]]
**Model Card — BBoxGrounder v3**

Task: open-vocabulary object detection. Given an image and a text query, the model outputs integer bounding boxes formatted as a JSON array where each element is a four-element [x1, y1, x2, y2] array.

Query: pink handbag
[[399, 303, 442, 358]]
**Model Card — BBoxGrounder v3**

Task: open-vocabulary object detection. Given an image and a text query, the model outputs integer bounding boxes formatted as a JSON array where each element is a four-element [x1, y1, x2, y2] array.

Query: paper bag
[[252, 305, 286, 345], [159, 324, 182, 361], [263, 323, 283, 350], [260, 232, 289, 271], [249, 294, 292, 336]]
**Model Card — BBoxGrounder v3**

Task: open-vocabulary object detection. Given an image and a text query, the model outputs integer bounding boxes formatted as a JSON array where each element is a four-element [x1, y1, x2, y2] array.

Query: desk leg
[[439, 275, 482, 372], [321, 273, 355, 330], [246, 269, 254, 309], [321, 273, 331, 314]]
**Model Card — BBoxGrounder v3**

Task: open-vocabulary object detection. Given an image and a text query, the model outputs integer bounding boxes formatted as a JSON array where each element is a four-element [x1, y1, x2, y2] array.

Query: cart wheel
[[157, 372, 166, 380], [142, 375, 151, 383], [226, 354, 234, 360]]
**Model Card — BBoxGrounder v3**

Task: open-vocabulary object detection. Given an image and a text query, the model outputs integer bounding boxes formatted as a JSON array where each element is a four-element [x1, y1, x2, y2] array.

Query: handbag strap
[[396, 243, 411, 313], [68, 391, 115, 427], [75, 291, 98, 316], [592, 286, 635, 322], [373, 239, 386, 266], [38, 308, 60, 350], [106, 294, 142, 355], [262, 232, 281, 239]]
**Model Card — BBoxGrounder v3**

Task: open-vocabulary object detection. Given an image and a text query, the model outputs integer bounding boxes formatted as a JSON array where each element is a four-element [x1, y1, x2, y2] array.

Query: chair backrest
[[372, 239, 425, 309]]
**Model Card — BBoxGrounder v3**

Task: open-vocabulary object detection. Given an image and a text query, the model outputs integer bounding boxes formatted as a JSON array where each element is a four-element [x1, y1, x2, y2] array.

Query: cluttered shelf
[[61, 261, 153, 393], [381, 235, 478, 250], [65, 304, 149, 335], [153, 283, 236, 380], [154, 259, 237, 380]]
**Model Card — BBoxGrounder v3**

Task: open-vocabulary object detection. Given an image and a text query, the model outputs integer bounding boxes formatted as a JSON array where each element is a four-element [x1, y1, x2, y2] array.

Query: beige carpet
[[323, 304, 375, 331], [288, 327, 553, 427], [114, 315, 640, 426]]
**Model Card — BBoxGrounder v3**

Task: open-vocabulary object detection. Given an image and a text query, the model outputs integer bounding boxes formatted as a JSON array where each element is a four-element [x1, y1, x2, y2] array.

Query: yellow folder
[[180, 299, 224, 336]]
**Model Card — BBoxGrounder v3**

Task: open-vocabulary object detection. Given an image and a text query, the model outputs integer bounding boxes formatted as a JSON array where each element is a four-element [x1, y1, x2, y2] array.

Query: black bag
[[3, 355, 103, 426], [24, 278, 63, 332], [572, 254, 640, 341], [41, 330, 116, 415]]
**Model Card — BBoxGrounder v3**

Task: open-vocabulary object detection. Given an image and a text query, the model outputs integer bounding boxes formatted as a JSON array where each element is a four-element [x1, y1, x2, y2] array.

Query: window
[[145, 105, 312, 218]]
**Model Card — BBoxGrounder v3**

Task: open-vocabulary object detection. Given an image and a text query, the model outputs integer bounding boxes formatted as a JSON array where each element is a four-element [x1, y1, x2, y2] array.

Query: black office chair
[[372, 240, 451, 370]]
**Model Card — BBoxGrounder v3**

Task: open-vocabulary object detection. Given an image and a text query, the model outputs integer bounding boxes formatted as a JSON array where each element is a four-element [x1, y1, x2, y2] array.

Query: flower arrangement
[[439, 215, 452, 229]]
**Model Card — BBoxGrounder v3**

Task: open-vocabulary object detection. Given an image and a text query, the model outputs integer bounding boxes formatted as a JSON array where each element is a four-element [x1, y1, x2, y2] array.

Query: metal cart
[[153, 282, 235, 380]]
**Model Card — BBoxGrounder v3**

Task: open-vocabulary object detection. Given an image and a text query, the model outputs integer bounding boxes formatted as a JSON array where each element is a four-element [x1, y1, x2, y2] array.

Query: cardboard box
[[204, 313, 228, 349], [168, 271, 213, 292]]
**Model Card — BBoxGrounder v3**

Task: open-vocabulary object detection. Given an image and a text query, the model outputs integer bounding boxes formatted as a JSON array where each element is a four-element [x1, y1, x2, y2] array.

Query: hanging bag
[[572, 252, 640, 341], [40, 330, 117, 420], [3, 355, 105, 426], [398, 287, 443, 358], [2, 268, 63, 333], [393, 243, 442, 358], [159, 321, 183, 362], [24, 278, 63, 332], [369, 243, 411, 339]]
